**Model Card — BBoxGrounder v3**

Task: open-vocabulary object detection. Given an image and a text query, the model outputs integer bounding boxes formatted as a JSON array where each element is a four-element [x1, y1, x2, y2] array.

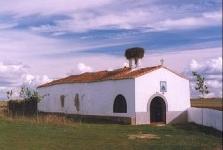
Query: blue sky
[[0, 0, 222, 99]]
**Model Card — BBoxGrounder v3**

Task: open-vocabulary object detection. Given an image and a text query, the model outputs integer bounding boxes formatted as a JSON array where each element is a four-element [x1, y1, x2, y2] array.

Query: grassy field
[[0, 116, 222, 150], [0, 101, 7, 113], [191, 98, 222, 111], [0, 101, 7, 107]]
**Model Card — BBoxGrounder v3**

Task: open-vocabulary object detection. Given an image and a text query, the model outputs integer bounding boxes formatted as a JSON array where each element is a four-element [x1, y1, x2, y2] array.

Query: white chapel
[[37, 47, 190, 124]]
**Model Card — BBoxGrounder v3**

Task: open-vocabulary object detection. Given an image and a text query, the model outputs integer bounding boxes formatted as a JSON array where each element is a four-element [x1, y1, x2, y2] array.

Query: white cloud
[[190, 59, 202, 71], [77, 63, 93, 73], [206, 80, 222, 89], [204, 92, 216, 98], [190, 57, 222, 74], [0, 0, 221, 100], [0, 62, 27, 87], [158, 11, 222, 30], [22, 74, 51, 87], [1, 47, 221, 99], [0, 87, 21, 100], [0, 30, 72, 59], [202, 11, 222, 21], [0, 29, 139, 61], [2, 0, 218, 33], [0, 61, 51, 99], [29, 9, 151, 33], [0, 0, 113, 17], [29, 9, 222, 33], [0, 28, 139, 79], [0, 23, 18, 30], [32, 47, 221, 79], [0, 62, 26, 73], [187, 57, 222, 98], [66, 62, 94, 75]]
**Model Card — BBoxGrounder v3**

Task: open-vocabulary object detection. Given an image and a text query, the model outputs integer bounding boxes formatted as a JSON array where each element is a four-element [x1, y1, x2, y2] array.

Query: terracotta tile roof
[[37, 65, 187, 88]]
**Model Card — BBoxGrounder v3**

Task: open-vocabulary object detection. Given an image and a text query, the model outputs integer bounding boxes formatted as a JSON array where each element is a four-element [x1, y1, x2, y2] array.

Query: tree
[[6, 90, 13, 100], [192, 71, 209, 98], [19, 85, 41, 102], [192, 71, 209, 126]]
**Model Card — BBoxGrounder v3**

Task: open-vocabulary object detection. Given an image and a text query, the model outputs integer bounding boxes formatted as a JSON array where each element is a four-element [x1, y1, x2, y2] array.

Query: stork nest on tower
[[125, 47, 145, 59]]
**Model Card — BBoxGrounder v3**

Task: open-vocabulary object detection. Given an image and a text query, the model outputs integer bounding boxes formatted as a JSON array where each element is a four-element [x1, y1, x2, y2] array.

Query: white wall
[[135, 67, 190, 124], [38, 79, 135, 117], [135, 68, 190, 112], [188, 107, 222, 131], [38, 67, 191, 124]]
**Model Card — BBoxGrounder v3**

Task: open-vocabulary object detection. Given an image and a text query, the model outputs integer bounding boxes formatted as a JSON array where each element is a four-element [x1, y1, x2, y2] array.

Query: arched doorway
[[113, 95, 127, 113], [150, 96, 166, 123]]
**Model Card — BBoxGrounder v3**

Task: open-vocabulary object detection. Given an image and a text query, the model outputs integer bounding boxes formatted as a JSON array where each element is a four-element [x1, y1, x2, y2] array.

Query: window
[[74, 94, 80, 112], [160, 81, 167, 92], [60, 95, 65, 108], [113, 95, 127, 113]]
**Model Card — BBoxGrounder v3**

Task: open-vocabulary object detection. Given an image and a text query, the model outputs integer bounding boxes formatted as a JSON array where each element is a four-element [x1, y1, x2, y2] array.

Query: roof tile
[[38, 65, 162, 88]]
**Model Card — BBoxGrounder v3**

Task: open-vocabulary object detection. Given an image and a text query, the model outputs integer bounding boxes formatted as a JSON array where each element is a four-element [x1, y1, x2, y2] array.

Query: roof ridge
[[38, 65, 186, 88]]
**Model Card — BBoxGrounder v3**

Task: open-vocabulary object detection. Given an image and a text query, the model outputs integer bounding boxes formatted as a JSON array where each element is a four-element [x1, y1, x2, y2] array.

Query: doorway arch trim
[[147, 93, 168, 112]]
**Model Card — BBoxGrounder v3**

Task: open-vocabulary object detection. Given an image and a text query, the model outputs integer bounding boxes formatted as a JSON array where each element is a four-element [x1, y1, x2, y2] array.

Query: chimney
[[125, 47, 145, 69], [135, 58, 141, 68], [129, 58, 133, 68]]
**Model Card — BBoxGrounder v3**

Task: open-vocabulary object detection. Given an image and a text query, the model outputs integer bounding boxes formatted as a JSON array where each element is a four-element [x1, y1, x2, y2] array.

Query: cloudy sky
[[0, 0, 222, 99]]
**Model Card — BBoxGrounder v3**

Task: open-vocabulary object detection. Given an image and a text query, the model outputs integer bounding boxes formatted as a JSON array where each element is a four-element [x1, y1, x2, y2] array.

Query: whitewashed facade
[[135, 68, 190, 124], [38, 66, 190, 124]]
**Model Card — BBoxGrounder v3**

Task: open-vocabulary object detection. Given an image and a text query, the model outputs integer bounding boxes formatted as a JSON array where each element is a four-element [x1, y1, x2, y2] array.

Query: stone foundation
[[39, 111, 188, 125], [166, 111, 188, 124], [39, 112, 133, 125], [135, 110, 188, 125], [135, 112, 149, 125]]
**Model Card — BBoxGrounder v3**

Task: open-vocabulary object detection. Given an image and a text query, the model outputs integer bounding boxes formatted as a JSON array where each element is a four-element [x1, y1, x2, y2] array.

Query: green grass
[[0, 116, 222, 150], [191, 98, 223, 111]]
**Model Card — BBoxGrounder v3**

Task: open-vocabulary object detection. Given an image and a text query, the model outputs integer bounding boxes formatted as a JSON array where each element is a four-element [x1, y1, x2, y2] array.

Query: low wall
[[188, 107, 222, 131], [8, 100, 37, 115]]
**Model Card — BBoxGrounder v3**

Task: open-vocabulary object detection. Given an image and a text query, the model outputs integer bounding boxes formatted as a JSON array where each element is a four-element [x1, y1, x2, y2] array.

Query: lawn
[[0, 116, 222, 150]]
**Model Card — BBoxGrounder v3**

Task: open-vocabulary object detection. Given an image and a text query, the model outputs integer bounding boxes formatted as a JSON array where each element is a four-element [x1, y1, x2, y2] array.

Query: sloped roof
[[38, 65, 187, 88]]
